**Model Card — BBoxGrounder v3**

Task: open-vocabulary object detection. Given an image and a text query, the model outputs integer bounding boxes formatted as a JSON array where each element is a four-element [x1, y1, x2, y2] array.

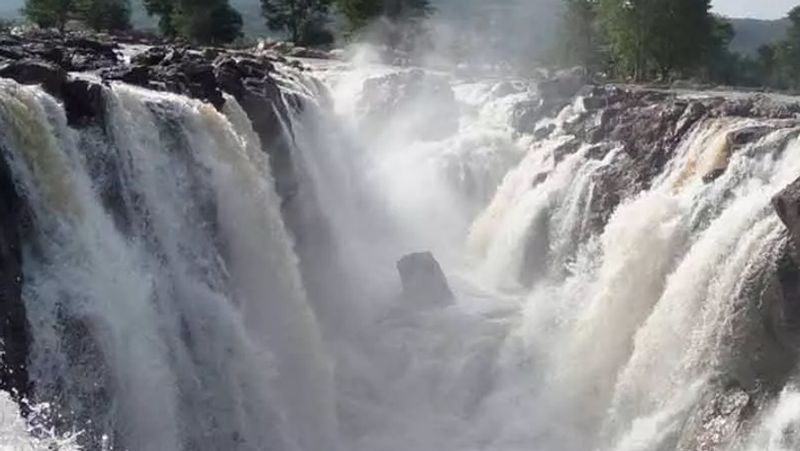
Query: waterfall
[[0, 54, 800, 451], [0, 78, 336, 451]]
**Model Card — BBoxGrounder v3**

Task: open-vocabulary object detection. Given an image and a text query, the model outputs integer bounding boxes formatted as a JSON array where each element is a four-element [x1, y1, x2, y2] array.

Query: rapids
[[0, 54, 799, 451]]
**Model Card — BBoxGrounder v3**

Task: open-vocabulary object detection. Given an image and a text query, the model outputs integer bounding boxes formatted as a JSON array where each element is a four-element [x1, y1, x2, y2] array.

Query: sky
[[713, 0, 797, 19]]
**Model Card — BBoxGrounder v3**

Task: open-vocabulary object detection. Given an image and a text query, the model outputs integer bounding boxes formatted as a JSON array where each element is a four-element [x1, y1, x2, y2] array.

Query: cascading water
[[1, 48, 800, 451], [0, 78, 335, 450]]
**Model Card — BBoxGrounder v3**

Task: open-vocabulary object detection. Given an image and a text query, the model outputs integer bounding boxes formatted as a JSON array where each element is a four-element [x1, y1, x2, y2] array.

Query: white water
[[0, 58, 798, 451], [0, 79, 334, 450]]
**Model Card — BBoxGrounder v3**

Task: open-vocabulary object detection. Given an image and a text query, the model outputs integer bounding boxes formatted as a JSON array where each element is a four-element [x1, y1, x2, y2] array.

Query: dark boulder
[[64, 37, 117, 60], [98, 46, 221, 108], [0, 59, 67, 97], [537, 67, 587, 101], [213, 54, 298, 202], [62, 78, 105, 126], [774, 176, 800, 252], [130, 47, 168, 66], [102, 64, 151, 86], [511, 99, 547, 134], [173, 60, 224, 109], [397, 252, 454, 305], [0, 153, 31, 404]]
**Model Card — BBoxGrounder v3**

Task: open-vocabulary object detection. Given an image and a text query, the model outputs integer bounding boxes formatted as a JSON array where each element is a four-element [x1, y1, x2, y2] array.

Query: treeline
[[736, 7, 800, 90], [554, 0, 731, 82], [556, 0, 800, 90], [20, 0, 432, 47], [264, 0, 433, 47]]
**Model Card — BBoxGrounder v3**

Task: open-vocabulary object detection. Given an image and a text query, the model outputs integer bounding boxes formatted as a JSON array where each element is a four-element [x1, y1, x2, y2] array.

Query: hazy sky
[[713, 0, 797, 19]]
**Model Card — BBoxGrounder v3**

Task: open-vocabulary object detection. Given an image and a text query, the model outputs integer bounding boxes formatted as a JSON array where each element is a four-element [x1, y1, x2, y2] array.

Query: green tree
[[143, 0, 177, 36], [704, 17, 737, 83], [77, 0, 132, 31], [22, 0, 75, 31], [596, 0, 643, 78], [650, 0, 714, 77], [383, 0, 432, 21], [145, 0, 243, 44], [335, 0, 432, 53], [261, 0, 334, 45], [555, 0, 603, 71], [335, 0, 382, 33], [778, 6, 800, 89], [596, 0, 714, 80], [174, 0, 243, 44], [335, 0, 431, 34]]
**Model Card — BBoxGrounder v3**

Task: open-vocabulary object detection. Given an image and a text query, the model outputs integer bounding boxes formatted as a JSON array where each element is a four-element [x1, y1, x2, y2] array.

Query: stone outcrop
[[397, 252, 454, 305], [774, 177, 800, 252]]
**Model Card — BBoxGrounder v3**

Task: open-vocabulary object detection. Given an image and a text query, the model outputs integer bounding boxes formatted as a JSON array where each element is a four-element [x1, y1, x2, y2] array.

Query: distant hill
[[729, 18, 790, 55]]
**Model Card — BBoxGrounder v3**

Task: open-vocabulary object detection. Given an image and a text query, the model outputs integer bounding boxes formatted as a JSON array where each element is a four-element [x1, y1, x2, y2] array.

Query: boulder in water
[[0, 59, 67, 96], [396, 252, 454, 305], [773, 176, 800, 250]]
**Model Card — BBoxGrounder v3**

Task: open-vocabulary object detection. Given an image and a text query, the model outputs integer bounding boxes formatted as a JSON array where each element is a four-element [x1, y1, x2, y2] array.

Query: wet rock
[[397, 252, 454, 305], [773, 177, 800, 250], [674, 101, 707, 137], [131, 47, 168, 66], [0, 153, 31, 404], [581, 94, 606, 111], [677, 385, 756, 451], [102, 64, 151, 85], [702, 168, 726, 184], [62, 78, 105, 126], [176, 61, 224, 109], [511, 99, 545, 134], [537, 67, 587, 101], [213, 54, 297, 202], [0, 59, 67, 96]]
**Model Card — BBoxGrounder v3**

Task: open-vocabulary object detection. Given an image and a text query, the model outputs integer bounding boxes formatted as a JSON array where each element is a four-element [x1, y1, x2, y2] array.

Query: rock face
[[526, 86, 800, 239], [774, 177, 800, 251], [397, 252, 454, 305], [0, 153, 30, 403]]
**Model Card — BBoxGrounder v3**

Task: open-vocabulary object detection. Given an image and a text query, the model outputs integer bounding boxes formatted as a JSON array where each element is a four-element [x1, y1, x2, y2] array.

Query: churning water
[[0, 55, 799, 451]]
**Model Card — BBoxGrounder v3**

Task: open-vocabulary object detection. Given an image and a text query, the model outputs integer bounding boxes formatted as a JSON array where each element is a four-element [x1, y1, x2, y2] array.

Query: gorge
[[0, 31, 799, 451]]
